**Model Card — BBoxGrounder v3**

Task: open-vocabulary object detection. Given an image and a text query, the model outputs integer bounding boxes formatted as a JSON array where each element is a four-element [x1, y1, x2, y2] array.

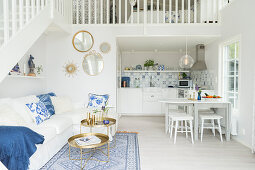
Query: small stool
[[169, 114, 194, 144], [168, 109, 186, 134], [199, 114, 223, 142]]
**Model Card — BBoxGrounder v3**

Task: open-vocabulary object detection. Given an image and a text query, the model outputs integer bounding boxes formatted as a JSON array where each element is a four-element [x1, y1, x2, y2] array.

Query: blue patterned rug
[[41, 133, 140, 170]]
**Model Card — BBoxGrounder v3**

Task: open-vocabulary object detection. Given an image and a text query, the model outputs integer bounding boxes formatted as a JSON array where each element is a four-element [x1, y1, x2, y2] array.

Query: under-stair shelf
[[122, 70, 189, 73], [7, 75, 45, 79]]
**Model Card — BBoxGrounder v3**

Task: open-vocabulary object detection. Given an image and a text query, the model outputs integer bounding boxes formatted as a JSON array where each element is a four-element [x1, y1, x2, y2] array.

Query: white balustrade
[[1, 0, 70, 47]]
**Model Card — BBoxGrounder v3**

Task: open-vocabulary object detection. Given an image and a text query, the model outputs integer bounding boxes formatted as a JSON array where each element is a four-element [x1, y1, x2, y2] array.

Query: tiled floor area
[[118, 116, 255, 170]]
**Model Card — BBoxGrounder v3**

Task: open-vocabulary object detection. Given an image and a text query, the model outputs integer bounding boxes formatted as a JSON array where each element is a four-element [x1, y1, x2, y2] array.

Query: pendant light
[[179, 36, 194, 69]]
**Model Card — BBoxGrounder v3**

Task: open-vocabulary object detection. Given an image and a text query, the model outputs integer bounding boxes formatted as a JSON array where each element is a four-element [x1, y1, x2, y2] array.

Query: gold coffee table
[[68, 133, 109, 170], [80, 117, 117, 147]]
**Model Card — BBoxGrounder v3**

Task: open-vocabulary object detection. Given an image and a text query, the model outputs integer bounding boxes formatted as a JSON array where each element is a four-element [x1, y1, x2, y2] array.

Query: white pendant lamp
[[179, 37, 194, 69]]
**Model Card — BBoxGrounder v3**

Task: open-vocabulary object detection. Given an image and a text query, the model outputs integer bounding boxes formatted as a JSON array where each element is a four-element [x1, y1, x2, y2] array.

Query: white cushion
[[0, 104, 25, 126], [54, 109, 86, 125], [51, 96, 74, 114], [39, 116, 72, 134], [11, 95, 39, 123]]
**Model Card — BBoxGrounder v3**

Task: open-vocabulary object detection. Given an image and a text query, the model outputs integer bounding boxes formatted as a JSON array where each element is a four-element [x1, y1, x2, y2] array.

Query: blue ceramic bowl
[[103, 120, 110, 124]]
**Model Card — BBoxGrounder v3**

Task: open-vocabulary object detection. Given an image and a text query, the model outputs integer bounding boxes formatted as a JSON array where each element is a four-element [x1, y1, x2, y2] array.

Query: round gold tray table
[[68, 133, 109, 170], [80, 117, 117, 147]]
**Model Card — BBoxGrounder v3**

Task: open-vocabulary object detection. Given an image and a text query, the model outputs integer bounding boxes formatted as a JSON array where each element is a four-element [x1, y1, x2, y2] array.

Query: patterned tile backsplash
[[191, 70, 216, 90], [122, 70, 216, 89], [122, 72, 179, 88]]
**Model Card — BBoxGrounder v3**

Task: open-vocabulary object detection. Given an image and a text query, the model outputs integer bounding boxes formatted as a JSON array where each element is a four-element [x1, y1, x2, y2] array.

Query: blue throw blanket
[[0, 126, 44, 170]]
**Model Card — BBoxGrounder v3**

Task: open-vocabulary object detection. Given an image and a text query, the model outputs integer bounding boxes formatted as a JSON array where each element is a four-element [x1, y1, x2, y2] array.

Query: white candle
[[23, 63, 26, 75]]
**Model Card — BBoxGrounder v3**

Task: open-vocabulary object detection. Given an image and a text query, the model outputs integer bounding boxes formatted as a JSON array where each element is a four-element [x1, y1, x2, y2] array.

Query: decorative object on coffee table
[[63, 61, 79, 78], [28, 55, 36, 76], [68, 133, 109, 169]]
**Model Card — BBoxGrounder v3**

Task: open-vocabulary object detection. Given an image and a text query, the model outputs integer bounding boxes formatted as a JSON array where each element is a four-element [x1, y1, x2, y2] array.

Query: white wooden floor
[[118, 116, 255, 170]]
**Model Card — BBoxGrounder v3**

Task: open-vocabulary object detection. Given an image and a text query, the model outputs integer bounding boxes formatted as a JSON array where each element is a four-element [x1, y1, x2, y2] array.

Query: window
[[223, 41, 240, 109]]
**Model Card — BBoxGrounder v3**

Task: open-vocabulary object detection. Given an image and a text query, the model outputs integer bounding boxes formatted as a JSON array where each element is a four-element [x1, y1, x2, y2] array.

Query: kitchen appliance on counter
[[178, 79, 192, 88], [121, 77, 130, 87]]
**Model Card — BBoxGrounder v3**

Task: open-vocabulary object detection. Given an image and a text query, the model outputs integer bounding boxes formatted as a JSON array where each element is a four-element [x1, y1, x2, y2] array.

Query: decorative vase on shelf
[[197, 92, 201, 100], [148, 66, 153, 71]]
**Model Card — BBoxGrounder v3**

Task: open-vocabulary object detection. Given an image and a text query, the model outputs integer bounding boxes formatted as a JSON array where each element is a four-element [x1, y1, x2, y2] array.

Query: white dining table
[[159, 98, 232, 141]]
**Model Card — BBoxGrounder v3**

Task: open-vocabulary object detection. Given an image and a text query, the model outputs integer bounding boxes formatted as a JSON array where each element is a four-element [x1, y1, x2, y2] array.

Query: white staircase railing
[[0, 0, 71, 48], [0, 0, 71, 83], [72, 0, 223, 25]]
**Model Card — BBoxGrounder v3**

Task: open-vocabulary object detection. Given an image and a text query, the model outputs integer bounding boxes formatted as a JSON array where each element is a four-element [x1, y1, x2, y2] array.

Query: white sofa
[[0, 95, 119, 170]]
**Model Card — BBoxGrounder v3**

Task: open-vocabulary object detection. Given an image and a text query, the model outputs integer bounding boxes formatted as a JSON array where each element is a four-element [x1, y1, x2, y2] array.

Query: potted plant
[[144, 60, 154, 70]]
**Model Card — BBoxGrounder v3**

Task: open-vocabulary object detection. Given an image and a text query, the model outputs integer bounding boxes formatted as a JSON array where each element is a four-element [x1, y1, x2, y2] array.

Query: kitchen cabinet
[[118, 88, 143, 114], [118, 88, 178, 115]]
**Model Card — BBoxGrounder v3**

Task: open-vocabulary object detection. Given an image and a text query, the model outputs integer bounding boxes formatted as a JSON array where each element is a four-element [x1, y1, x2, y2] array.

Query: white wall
[[45, 28, 117, 106], [205, 0, 255, 148], [121, 50, 196, 69], [0, 35, 47, 98]]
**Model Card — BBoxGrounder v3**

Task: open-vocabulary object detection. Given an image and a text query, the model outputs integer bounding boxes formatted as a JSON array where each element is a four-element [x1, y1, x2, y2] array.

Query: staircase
[[0, 0, 71, 83]]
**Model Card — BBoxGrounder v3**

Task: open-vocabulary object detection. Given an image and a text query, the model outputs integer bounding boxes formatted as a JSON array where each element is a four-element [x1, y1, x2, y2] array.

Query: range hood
[[191, 44, 207, 70]]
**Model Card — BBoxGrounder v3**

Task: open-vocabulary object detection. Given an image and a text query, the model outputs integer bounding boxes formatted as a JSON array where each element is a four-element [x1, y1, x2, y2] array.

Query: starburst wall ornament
[[63, 61, 79, 78]]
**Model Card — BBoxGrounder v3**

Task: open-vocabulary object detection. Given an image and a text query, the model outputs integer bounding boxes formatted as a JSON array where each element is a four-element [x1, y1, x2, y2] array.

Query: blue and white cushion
[[87, 93, 109, 109], [37, 93, 56, 116], [26, 101, 51, 125]]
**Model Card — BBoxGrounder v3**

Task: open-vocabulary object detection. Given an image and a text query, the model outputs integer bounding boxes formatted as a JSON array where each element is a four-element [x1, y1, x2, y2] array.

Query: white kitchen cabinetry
[[118, 88, 178, 115], [118, 88, 143, 114]]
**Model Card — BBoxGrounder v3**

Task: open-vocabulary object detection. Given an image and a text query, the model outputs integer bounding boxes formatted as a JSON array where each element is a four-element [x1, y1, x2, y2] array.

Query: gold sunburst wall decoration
[[63, 61, 79, 78]]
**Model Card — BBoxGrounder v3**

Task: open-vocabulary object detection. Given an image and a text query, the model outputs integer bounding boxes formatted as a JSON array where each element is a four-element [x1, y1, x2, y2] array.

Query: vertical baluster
[[119, 0, 121, 24], [216, 0, 219, 23], [137, 0, 139, 24], [156, 0, 159, 23], [62, 0, 64, 15], [12, 0, 17, 35], [151, 0, 153, 24], [206, 0, 209, 23], [26, 0, 30, 22], [125, 0, 127, 24], [194, 0, 197, 23], [107, 0, 109, 24], [88, 0, 91, 24], [113, 0, 115, 24], [94, 0, 97, 24], [101, 0, 103, 24], [19, 0, 24, 28], [31, 0, 35, 18], [144, 0, 147, 25], [76, 0, 79, 24], [3, 0, 9, 44], [169, 0, 172, 23], [131, 1, 133, 24], [82, 0, 85, 24], [37, 0, 40, 14], [42, 0, 45, 8], [163, 0, 165, 23], [212, 0, 215, 23], [188, 0, 190, 23], [181, 0, 184, 23], [175, 0, 178, 23]]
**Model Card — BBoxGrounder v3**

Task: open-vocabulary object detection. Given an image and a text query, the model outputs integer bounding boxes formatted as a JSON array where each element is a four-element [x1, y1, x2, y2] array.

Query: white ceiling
[[117, 36, 219, 52]]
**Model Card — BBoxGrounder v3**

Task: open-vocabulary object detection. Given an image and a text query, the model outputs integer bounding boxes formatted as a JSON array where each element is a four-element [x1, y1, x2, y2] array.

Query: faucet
[[150, 76, 155, 87]]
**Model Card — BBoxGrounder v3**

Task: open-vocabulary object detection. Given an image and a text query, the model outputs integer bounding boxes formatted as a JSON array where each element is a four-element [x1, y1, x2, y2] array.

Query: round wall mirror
[[72, 30, 94, 52], [82, 50, 104, 76], [100, 42, 111, 54]]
